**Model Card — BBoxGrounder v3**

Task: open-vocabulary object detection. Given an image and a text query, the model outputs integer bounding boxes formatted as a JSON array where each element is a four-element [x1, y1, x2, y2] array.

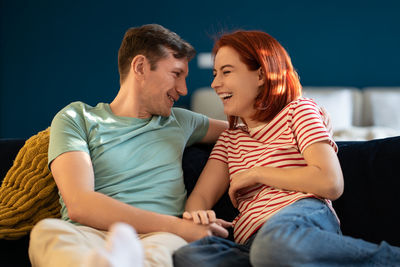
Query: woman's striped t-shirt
[[209, 98, 338, 244]]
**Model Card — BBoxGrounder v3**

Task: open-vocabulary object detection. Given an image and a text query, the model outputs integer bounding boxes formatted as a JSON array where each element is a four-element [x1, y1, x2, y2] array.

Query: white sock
[[85, 222, 144, 267]]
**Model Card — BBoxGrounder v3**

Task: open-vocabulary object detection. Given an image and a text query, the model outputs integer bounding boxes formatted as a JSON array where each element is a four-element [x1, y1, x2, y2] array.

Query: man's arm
[[200, 118, 228, 143], [50, 151, 229, 241]]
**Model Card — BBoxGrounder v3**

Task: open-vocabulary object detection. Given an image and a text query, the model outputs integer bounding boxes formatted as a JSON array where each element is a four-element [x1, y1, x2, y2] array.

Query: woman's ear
[[257, 67, 265, 86]]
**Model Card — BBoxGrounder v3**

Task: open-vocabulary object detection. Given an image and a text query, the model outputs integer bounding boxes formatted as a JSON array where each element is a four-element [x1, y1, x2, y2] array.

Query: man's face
[[139, 50, 189, 117]]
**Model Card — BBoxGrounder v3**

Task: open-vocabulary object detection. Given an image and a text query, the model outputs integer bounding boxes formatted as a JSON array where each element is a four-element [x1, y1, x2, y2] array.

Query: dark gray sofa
[[1, 136, 400, 266]]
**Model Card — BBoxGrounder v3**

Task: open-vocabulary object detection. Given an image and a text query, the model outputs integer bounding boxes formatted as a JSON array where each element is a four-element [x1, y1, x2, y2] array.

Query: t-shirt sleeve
[[172, 108, 209, 146], [48, 103, 90, 168], [209, 130, 229, 164], [290, 99, 338, 154]]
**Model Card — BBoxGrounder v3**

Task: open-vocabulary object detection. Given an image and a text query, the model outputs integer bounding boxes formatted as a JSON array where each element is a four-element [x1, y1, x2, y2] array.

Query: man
[[28, 24, 229, 267]]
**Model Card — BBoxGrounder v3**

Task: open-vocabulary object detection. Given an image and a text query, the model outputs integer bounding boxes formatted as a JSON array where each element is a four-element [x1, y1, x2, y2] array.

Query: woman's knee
[[249, 223, 306, 266], [174, 236, 240, 267], [173, 236, 221, 257], [173, 238, 214, 267], [173, 244, 197, 267]]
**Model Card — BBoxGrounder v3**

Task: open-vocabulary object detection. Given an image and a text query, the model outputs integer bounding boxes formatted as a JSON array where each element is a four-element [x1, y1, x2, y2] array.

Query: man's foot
[[85, 222, 144, 267]]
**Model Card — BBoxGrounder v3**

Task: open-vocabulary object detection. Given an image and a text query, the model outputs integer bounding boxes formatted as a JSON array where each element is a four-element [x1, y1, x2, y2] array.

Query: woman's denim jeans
[[173, 198, 400, 266]]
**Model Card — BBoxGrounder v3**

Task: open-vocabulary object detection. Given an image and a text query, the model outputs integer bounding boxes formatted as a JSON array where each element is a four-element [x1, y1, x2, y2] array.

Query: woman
[[173, 30, 400, 266]]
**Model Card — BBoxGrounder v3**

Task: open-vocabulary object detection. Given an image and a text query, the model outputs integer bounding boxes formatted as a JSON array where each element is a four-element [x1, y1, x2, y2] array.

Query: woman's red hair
[[212, 30, 302, 129]]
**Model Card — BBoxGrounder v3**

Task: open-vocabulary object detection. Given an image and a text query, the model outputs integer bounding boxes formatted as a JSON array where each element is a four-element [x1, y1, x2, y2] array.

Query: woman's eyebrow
[[213, 64, 234, 72], [221, 64, 234, 69]]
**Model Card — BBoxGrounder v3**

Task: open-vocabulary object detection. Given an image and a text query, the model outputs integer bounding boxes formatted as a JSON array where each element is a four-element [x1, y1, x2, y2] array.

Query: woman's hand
[[229, 169, 259, 208], [183, 210, 233, 229], [174, 217, 231, 241], [183, 210, 216, 224]]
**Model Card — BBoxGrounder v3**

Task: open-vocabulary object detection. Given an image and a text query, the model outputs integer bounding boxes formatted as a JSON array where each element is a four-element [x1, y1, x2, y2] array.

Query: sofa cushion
[[302, 87, 362, 129], [362, 87, 400, 133]]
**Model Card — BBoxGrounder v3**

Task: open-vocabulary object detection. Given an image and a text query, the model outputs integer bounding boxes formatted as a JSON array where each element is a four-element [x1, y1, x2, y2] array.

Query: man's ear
[[131, 55, 146, 79], [257, 67, 265, 86]]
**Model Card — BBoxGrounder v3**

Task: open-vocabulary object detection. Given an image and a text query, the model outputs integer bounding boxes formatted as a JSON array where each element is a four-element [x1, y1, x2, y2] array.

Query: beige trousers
[[28, 218, 187, 267]]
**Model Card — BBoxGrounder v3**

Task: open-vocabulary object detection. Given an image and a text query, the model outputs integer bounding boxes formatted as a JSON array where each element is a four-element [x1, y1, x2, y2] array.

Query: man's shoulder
[[171, 107, 192, 116], [57, 101, 87, 115], [57, 101, 105, 118], [52, 102, 105, 129], [61, 101, 95, 111], [171, 107, 205, 120]]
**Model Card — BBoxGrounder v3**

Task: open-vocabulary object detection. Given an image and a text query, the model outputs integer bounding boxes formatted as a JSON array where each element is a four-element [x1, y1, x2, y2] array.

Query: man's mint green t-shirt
[[48, 102, 209, 223]]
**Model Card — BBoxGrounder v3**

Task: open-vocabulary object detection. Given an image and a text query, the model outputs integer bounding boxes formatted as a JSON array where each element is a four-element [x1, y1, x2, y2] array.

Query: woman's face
[[212, 46, 264, 123]]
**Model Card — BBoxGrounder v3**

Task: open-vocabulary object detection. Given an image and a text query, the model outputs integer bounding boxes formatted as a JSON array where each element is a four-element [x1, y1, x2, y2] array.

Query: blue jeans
[[173, 198, 400, 266]]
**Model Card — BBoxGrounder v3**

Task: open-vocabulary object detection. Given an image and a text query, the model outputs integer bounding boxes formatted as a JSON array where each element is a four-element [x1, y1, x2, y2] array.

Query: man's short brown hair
[[118, 24, 196, 84]]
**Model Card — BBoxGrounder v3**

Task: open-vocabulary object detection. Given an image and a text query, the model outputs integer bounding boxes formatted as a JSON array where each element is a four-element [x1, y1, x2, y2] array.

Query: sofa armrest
[[335, 136, 400, 246], [0, 139, 26, 183], [0, 138, 31, 266]]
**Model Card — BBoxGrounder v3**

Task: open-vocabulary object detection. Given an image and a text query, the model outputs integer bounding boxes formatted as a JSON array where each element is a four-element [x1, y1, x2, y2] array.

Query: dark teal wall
[[1, 0, 400, 138]]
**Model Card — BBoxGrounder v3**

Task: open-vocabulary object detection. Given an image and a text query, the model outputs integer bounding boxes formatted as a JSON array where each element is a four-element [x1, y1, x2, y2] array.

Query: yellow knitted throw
[[0, 128, 61, 239]]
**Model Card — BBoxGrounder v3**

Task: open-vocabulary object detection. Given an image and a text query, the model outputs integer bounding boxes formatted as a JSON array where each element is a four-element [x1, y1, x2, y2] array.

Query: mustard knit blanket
[[0, 128, 61, 239]]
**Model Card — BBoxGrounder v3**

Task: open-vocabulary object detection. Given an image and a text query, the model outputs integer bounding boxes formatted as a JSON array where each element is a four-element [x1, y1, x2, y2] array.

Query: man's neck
[[109, 81, 150, 119]]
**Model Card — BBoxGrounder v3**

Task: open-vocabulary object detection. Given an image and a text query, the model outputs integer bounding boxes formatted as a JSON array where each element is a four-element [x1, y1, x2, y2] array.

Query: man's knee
[[29, 218, 81, 256], [141, 232, 187, 267], [30, 218, 60, 242], [141, 232, 187, 252], [29, 218, 63, 266]]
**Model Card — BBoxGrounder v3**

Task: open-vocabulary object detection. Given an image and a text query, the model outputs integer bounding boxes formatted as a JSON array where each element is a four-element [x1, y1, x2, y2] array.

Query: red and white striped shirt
[[209, 98, 338, 244]]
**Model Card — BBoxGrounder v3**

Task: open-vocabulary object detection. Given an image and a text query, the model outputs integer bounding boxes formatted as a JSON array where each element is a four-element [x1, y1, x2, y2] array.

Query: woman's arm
[[184, 158, 231, 224], [229, 141, 344, 207]]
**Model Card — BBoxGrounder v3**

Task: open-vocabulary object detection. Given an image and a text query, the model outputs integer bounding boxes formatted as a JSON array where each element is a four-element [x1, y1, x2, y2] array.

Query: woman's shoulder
[[218, 125, 250, 140], [290, 97, 318, 107], [226, 124, 249, 133], [286, 97, 321, 114]]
